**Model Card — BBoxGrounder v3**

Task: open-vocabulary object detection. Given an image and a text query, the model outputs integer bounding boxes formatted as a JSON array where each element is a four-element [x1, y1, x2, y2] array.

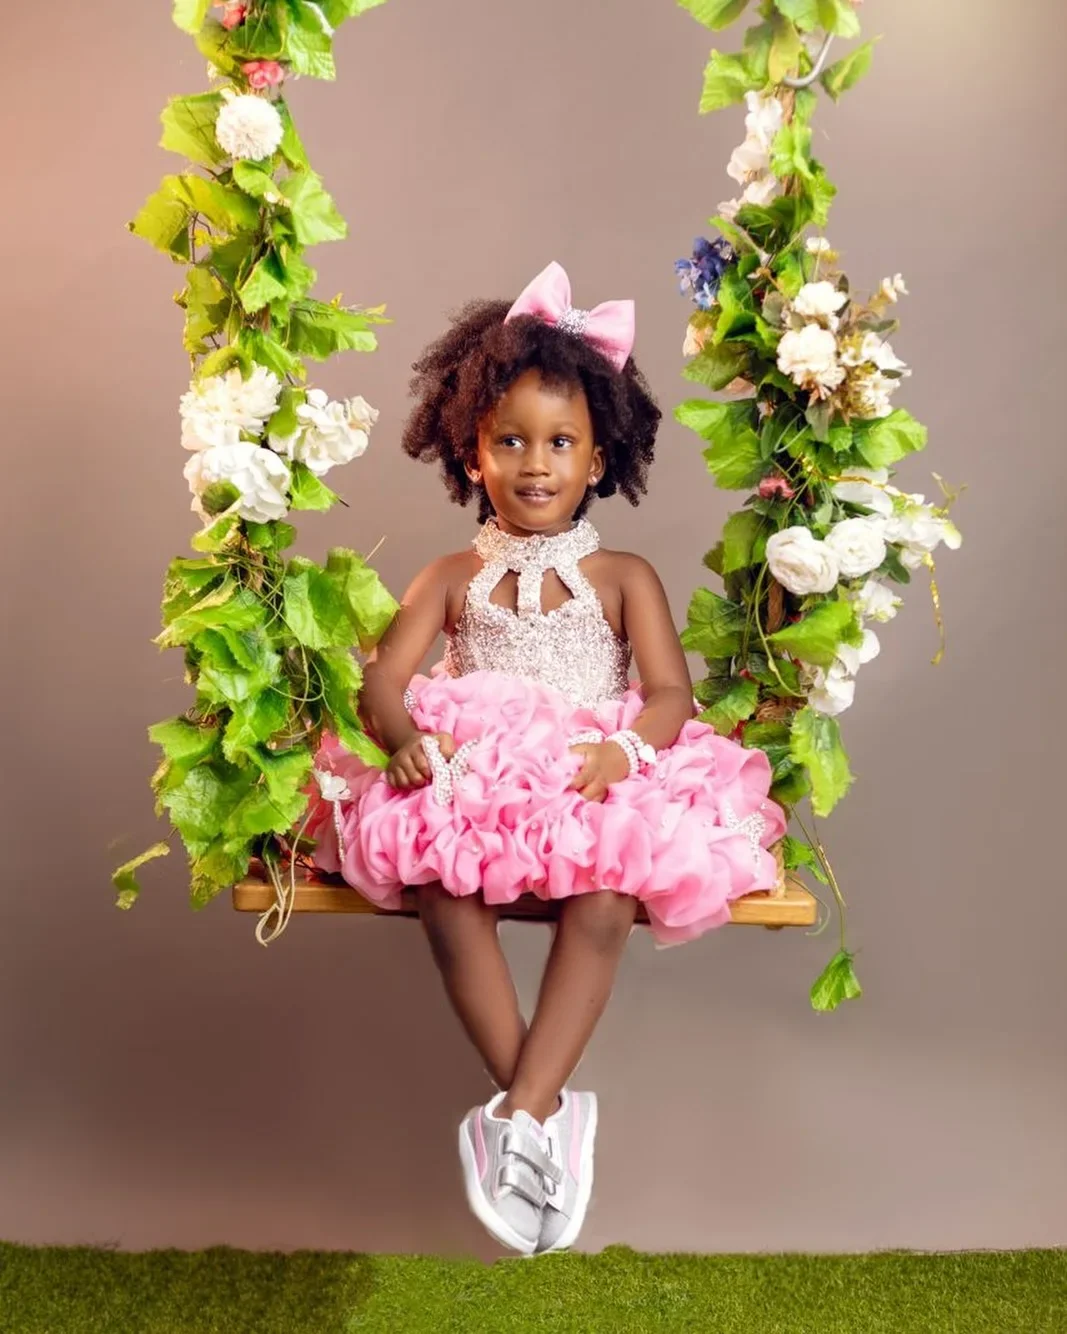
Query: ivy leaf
[[276, 100, 310, 168], [770, 763, 810, 807], [112, 843, 171, 910], [129, 182, 192, 260], [771, 121, 813, 182], [325, 547, 400, 650], [676, 400, 764, 489], [285, 4, 337, 79], [681, 588, 746, 659], [790, 706, 853, 816], [237, 329, 307, 381], [233, 159, 283, 201], [768, 599, 860, 668], [683, 342, 749, 391], [321, 0, 390, 21], [222, 689, 293, 762], [156, 581, 264, 648], [699, 51, 754, 112], [810, 949, 862, 1012], [816, 0, 861, 39], [806, 162, 837, 227], [172, 0, 211, 34], [316, 647, 388, 769], [282, 556, 353, 649], [722, 508, 770, 573], [773, 0, 820, 32], [677, 0, 749, 28], [780, 834, 830, 885], [180, 265, 230, 354], [189, 838, 252, 909], [853, 409, 927, 468], [160, 93, 226, 169], [768, 11, 803, 83], [148, 717, 222, 796], [238, 252, 288, 313], [700, 677, 759, 735], [285, 301, 378, 359], [821, 38, 877, 100], [742, 719, 793, 775], [289, 460, 339, 511], [712, 268, 756, 343], [161, 763, 252, 858], [284, 170, 347, 244]]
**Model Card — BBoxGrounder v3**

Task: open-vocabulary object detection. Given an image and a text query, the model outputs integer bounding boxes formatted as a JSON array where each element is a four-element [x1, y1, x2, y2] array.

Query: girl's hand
[[567, 741, 631, 803], [387, 731, 456, 790]]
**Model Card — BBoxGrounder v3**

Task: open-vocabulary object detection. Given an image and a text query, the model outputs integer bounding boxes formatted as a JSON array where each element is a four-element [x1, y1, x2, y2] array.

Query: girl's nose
[[520, 442, 552, 474]]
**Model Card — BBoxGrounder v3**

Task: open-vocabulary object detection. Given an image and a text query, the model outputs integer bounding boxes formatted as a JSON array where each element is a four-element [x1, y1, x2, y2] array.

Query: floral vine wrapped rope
[[112, 0, 397, 937], [675, 0, 961, 1010]]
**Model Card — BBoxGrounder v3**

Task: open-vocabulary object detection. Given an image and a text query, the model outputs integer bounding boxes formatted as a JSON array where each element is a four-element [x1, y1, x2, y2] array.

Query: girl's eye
[[552, 436, 574, 449], [499, 436, 523, 449]]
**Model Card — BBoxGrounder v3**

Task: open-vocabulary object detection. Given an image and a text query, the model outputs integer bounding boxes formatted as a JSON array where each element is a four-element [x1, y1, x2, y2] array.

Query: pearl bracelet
[[605, 729, 657, 777]]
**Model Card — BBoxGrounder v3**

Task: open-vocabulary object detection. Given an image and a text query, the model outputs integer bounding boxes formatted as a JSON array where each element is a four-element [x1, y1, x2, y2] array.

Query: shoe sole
[[458, 1116, 539, 1256], [541, 1092, 598, 1253]]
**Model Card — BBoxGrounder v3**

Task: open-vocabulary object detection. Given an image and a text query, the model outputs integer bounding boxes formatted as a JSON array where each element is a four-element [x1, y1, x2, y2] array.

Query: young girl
[[306, 261, 785, 1255]]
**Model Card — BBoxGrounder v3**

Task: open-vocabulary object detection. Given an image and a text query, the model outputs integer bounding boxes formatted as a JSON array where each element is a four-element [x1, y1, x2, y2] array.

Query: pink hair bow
[[504, 261, 635, 371]]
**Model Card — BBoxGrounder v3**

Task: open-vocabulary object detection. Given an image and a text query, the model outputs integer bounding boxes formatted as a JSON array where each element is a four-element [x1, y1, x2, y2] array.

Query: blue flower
[[674, 236, 735, 309]]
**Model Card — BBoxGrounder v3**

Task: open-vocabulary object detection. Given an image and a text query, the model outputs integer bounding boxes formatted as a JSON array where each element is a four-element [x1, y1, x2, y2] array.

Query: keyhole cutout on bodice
[[486, 567, 577, 616]]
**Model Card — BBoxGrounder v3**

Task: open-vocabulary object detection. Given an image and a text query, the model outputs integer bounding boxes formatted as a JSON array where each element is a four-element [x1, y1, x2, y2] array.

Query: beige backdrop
[[2, 0, 1065, 1256]]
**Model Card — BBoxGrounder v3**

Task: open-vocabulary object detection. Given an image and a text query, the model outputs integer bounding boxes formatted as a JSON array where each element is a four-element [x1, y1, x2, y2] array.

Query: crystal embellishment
[[443, 519, 631, 709], [721, 797, 767, 871], [556, 306, 591, 338]]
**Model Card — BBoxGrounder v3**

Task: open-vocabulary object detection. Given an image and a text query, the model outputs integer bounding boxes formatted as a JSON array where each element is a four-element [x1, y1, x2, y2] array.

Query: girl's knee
[[563, 892, 636, 954]]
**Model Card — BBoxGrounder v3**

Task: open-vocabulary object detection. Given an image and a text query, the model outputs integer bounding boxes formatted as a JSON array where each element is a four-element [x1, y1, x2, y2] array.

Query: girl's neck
[[490, 516, 580, 540]]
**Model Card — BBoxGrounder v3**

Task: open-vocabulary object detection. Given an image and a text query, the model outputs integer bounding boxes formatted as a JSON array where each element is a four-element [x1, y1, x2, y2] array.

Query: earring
[[467, 469, 482, 484]]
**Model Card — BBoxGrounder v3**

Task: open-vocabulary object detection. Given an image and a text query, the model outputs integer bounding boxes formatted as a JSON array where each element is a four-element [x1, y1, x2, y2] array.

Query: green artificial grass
[[1, 1243, 1064, 1333]]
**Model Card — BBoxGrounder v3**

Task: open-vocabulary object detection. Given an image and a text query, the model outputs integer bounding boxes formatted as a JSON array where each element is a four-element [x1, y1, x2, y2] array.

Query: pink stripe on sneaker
[[569, 1095, 583, 1181], [474, 1111, 488, 1183]]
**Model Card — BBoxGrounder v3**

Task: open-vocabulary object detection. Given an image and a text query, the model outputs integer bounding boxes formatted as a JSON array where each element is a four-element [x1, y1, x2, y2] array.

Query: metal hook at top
[[782, 32, 835, 88]]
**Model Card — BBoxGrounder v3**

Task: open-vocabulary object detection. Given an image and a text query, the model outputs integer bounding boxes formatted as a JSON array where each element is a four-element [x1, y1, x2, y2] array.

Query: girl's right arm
[[359, 556, 458, 789]]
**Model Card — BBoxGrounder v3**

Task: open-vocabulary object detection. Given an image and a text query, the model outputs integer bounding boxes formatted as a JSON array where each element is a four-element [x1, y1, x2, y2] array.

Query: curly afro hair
[[401, 299, 662, 524]]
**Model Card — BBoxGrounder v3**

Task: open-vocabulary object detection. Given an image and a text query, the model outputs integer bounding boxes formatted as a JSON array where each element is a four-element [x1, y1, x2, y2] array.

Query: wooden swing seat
[[232, 864, 818, 929]]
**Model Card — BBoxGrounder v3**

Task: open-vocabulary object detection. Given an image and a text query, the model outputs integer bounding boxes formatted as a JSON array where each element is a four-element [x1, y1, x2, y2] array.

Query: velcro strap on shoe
[[498, 1160, 546, 1207], [502, 1126, 563, 1187]]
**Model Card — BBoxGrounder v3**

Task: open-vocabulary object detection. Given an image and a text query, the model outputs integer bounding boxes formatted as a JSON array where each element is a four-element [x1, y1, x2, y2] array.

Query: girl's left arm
[[618, 554, 695, 750]]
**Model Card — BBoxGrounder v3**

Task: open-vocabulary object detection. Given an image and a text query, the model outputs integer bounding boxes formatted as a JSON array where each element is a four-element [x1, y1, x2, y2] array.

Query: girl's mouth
[[515, 487, 555, 504]]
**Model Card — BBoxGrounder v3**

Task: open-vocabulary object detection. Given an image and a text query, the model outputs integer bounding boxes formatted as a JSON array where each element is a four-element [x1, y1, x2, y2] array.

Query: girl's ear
[[588, 446, 605, 487], [465, 464, 482, 484]]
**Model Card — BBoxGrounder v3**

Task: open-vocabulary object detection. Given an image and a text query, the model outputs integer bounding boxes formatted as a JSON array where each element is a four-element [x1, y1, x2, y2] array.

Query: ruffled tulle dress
[[305, 518, 785, 945]]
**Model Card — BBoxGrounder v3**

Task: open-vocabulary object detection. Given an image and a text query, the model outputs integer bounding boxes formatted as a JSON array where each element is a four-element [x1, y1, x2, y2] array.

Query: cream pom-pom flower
[[183, 443, 291, 523], [215, 92, 284, 161]]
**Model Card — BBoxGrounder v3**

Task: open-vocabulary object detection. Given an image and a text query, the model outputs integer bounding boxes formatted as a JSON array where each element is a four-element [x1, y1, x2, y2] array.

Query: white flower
[[727, 136, 770, 185], [806, 237, 833, 255], [825, 516, 887, 578], [831, 466, 894, 516], [793, 281, 848, 322], [851, 578, 902, 623], [836, 628, 881, 675], [743, 91, 785, 151], [845, 367, 897, 419], [183, 442, 291, 523], [879, 273, 908, 303], [807, 662, 856, 717], [766, 526, 840, 595], [314, 769, 350, 802], [742, 174, 779, 206], [343, 394, 380, 433], [268, 388, 373, 477], [840, 332, 908, 375], [717, 196, 741, 222], [776, 323, 845, 394], [179, 365, 282, 452], [215, 93, 284, 161], [883, 495, 962, 568]]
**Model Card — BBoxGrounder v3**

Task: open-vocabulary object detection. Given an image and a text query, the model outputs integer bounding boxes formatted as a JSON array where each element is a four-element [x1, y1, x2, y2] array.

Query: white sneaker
[[536, 1089, 598, 1253], [458, 1092, 562, 1254]]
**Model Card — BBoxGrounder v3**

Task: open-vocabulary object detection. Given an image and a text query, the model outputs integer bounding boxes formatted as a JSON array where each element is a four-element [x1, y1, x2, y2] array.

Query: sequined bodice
[[443, 519, 631, 708]]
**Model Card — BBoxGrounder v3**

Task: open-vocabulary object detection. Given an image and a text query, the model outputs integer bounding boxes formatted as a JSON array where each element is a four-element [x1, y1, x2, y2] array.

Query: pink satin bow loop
[[504, 261, 635, 371]]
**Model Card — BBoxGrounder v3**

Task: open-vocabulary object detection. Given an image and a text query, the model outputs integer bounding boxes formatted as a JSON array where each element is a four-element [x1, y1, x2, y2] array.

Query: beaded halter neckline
[[473, 518, 600, 573]]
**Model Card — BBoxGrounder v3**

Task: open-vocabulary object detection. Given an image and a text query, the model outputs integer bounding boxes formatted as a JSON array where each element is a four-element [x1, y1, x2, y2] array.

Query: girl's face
[[471, 369, 604, 537]]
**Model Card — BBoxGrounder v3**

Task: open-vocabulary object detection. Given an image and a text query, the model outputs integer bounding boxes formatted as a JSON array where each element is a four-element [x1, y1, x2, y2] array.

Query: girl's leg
[[498, 890, 637, 1124], [416, 884, 527, 1091]]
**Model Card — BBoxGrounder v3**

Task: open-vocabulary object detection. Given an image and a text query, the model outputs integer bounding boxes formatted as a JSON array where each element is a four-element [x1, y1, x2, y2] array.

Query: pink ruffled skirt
[[306, 668, 786, 945]]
